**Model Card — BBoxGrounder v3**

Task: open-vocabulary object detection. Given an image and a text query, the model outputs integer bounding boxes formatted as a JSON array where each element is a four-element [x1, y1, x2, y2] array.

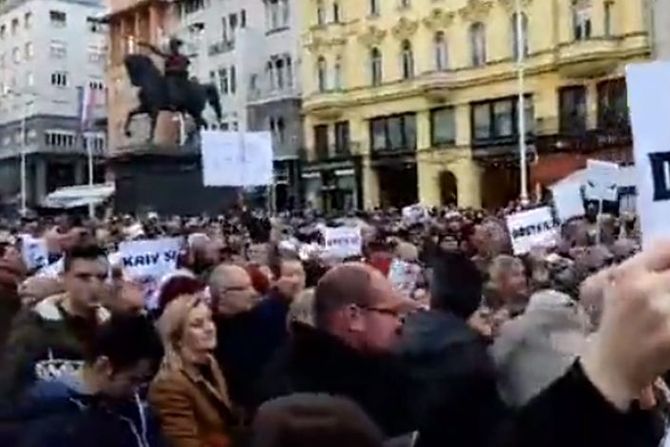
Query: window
[[26, 71, 34, 87], [241, 9, 246, 28], [286, 56, 293, 86], [230, 66, 237, 93], [222, 18, 229, 41], [597, 78, 628, 129], [604, 1, 613, 36], [265, 0, 288, 30], [266, 62, 275, 90], [370, 0, 380, 16], [317, 56, 327, 92], [399, 0, 411, 9], [471, 96, 533, 142], [370, 47, 382, 86], [11, 18, 19, 35], [431, 107, 456, 145], [12, 47, 20, 63], [470, 22, 487, 66], [400, 40, 414, 80], [271, 117, 286, 144], [316, 0, 326, 25], [369, 113, 417, 152], [314, 124, 329, 159], [335, 121, 350, 154], [559, 85, 587, 133], [49, 10, 67, 27], [24, 42, 33, 60], [282, 0, 290, 26], [511, 13, 529, 59], [88, 45, 104, 63], [434, 32, 448, 71], [334, 56, 342, 90], [51, 71, 68, 87], [24, 12, 32, 29], [89, 80, 104, 91], [572, 0, 592, 41], [50, 40, 67, 58], [333, 1, 341, 23], [219, 68, 229, 93], [229, 13, 238, 39], [45, 131, 75, 147], [276, 58, 284, 89], [0, 24, 5, 39]]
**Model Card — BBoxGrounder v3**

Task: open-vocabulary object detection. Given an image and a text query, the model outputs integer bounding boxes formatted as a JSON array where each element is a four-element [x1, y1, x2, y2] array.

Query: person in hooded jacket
[[4, 314, 165, 447], [396, 250, 507, 447]]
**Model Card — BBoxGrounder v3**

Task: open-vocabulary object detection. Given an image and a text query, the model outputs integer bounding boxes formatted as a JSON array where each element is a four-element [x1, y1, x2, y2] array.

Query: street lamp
[[515, 0, 529, 205]]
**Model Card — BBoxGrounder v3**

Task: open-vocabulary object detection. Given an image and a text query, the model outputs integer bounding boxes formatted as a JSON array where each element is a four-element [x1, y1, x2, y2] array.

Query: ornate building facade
[[299, 0, 651, 211]]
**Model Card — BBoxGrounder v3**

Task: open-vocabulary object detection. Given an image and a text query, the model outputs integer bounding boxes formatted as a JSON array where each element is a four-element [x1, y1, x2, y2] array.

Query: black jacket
[[255, 323, 416, 438], [396, 310, 507, 447]]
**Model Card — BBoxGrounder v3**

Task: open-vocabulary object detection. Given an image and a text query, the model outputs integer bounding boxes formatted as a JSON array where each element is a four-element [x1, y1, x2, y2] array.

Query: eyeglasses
[[360, 305, 403, 319]]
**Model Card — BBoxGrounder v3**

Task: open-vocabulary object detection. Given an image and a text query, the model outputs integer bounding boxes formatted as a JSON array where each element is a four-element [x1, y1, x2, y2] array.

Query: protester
[[0, 244, 110, 400], [0, 242, 27, 349], [8, 315, 164, 447], [150, 293, 238, 447], [485, 255, 529, 317]]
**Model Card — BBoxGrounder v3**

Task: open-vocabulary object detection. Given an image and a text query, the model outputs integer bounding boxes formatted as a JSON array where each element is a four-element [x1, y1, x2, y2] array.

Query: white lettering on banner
[[321, 227, 362, 259], [506, 207, 560, 255], [21, 235, 48, 270], [627, 62, 670, 248], [118, 237, 182, 300], [584, 159, 620, 202], [551, 182, 585, 222], [200, 130, 273, 187]]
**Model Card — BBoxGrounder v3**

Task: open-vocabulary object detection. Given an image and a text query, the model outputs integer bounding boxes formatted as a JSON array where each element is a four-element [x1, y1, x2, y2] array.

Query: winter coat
[[213, 292, 290, 410], [149, 355, 237, 447], [396, 309, 507, 447], [0, 294, 109, 401], [5, 374, 164, 447], [492, 290, 590, 408], [255, 322, 416, 438]]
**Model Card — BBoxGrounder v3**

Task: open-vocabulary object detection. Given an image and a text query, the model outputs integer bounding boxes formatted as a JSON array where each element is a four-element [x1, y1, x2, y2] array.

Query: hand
[[580, 241, 670, 410]]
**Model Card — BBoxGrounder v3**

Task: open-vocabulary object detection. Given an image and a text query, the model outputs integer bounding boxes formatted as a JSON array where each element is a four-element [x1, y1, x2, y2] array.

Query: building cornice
[[459, 0, 494, 22], [423, 8, 456, 30], [391, 17, 419, 40], [357, 25, 387, 47]]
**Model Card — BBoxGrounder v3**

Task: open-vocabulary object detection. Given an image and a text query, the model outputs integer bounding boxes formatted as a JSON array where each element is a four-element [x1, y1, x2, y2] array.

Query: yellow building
[[299, 0, 650, 210]]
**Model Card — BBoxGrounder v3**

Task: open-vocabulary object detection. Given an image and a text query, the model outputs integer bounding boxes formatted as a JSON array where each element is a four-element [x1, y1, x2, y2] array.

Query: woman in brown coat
[[150, 293, 237, 447]]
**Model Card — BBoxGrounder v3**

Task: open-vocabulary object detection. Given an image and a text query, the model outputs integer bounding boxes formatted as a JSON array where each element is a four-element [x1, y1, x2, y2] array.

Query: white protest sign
[[388, 258, 421, 297], [627, 62, 670, 248], [506, 207, 560, 255], [321, 226, 362, 259], [551, 182, 585, 222], [201, 130, 273, 187], [118, 237, 182, 299], [21, 235, 48, 270], [584, 159, 620, 202], [402, 204, 429, 225]]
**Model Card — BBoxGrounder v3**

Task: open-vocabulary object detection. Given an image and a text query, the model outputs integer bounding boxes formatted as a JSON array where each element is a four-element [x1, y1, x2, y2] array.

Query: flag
[[77, 84, 96, 131]]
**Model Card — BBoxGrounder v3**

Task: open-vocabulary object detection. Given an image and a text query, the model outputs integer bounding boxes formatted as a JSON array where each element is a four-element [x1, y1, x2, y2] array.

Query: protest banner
[[402, 204, 428, 225], [321, 226, 362, 259], [20, 235, 48, 270], [201, 130, 273, 187], [584, 159, 620, 202], [388, 258, 421, 297], [506, 207, 560, 255], [551, 182, 585, 222], [627, 62, 670, 248], [118, 237, 182, 303]]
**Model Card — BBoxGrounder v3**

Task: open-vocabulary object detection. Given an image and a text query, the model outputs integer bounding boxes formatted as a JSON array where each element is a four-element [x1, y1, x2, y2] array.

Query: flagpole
[[515, 0, 529, 206]]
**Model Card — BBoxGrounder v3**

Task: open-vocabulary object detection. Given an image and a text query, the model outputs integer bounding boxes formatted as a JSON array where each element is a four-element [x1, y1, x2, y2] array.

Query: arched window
[[434, 31, 448, 71], [469, 22, 487, 67], [400, 39, 414, 80], [286, 56, 293, 87], [334, 55, 343, 90], [266, 61, 275, 90], [276, 58, 284, 89], [333, 0, 341, 23], [511, 13, 529, 60], [370, 47, 382, 86], [317, 56, 327, 92], [572, 0, 592, 40], [316, 0, 326, 25]]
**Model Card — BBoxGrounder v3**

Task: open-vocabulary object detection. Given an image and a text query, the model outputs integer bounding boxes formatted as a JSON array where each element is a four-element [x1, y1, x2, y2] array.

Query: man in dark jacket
[[396, 251, 506, 447], [1, 314, 165, 447], [0, 243, 27, 350]]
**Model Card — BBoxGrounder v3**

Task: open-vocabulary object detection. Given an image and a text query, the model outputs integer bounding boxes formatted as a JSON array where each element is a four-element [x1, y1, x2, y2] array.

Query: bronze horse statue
[[123, 54, 222, 142]]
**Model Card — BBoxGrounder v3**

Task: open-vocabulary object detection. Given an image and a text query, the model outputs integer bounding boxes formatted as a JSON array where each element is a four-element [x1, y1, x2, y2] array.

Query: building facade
[[299, 0, 650, 211], [0, 0, 107, 207]]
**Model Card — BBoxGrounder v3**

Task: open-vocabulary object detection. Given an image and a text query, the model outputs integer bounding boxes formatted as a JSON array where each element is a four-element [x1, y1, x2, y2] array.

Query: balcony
[[417, 71, 455, 103], [313, 142, 360, 162], [247, 85, 300, 104], [208, 39, 234, 56], [533, 115, 631, 154], [556, 37, 621, 78], [303, 89, 348, 120]]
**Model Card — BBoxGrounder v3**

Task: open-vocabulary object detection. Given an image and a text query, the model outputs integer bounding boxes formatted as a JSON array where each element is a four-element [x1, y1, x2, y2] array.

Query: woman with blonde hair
[[150, 293, 238, 447]]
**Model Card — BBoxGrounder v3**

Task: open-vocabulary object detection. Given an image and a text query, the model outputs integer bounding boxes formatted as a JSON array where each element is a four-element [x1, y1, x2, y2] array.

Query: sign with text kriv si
[[321, 226, 362, 259], [551, 182, 585, 222], [584, 159, 620, 202], [21, 235, 48, 271], [201, 130, 273, 187], [506, 207, 560, 255], [627, 62, 670, 248], [118, 237, 181, 291]]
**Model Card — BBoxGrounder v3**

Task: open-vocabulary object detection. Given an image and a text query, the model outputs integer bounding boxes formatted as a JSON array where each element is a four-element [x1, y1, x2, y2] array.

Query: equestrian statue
[[123, 37, 222, 142]]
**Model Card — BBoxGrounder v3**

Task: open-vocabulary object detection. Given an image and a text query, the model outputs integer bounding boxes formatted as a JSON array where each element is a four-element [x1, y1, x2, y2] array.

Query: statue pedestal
[[153, 111, 181, 146]]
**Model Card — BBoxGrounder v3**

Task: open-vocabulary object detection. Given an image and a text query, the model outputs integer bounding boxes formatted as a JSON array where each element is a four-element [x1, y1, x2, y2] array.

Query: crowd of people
[[0, 202, 668, 447]]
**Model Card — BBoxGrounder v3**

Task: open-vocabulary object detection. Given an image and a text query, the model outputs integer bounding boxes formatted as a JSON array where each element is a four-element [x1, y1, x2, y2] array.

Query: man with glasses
[[256, 262, 419, 438], [0, 245, 110, 401]]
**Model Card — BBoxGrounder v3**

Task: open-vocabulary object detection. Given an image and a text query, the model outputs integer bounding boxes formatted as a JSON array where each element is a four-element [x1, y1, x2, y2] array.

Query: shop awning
[[41, 183, 115, 209]]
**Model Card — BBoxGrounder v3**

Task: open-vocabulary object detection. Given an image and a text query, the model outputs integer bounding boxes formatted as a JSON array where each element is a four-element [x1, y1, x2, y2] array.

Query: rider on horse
[[138, 37, 190, 110]]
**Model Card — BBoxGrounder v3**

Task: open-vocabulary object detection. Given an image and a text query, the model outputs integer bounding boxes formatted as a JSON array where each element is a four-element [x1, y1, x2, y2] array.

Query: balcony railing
[[313, 142, 360, 162], [247, 84, 300, 102], [208, 39, 234, 56]]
